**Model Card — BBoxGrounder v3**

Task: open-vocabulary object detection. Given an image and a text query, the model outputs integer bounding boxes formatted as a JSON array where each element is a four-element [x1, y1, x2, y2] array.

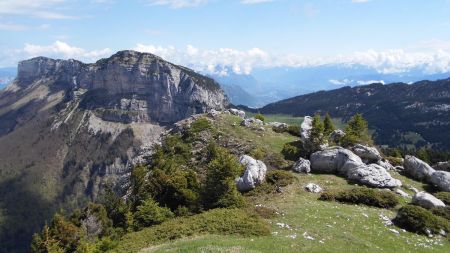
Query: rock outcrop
[[229, 108, 245, 119], [305, 183, 323, 193], [310, 147, 401, 188], [240, 118, 264, 127], [351, 144, 382, 163], [403, 156, 435, 181], [236, 155, 267, 192], [430, 171, 450, 192], [292, 158, 311, 173], [412, 192, 446, 209]]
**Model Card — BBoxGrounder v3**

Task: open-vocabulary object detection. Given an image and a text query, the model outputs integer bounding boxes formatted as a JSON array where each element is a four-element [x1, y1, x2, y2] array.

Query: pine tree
[[323, 113, 335, 137], [310, 114, 326, 151], [342, 113, 373, 146]]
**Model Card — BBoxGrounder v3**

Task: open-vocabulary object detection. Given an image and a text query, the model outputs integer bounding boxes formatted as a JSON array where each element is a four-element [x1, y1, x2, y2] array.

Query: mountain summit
[[0, 50, 228, 252]]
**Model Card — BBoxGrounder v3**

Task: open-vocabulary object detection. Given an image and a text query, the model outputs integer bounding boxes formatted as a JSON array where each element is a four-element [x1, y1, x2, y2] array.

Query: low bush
[[434, 192, 450, 205], [249, 147, 266, 160], [189, 117, 212, 134], [393, 205, 450, 235], [319, 188, 399, 208], [281, 141, 302, 161], [286, 125, 301, 137], [430, 206, 450, 221], [133, 199, 174, 230], [114, 208, 270, 253], [385, 156, 404, 167], [266, 170, 295, 187], [254, 114, 265, 122], [254, 205, 278, 219]]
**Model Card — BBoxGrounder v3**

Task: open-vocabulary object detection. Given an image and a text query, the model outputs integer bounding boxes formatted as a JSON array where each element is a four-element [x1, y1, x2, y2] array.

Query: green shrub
[[431, 206, 450, 221], [393, 205, 450, 235], [203, 144, 245, 209], [310, 114, 326, 151], [249, 147, 266, 160], [319, 188, 399, 208], [323, 113, 335, 137], [115, 208, 270, 253], [286, 125, 301, 137], [385, 156, 404, 167], [133, 199, 174, 230], [434, 192, 450, 205], [281, 141, 302, 161], [189, 117, 212, 134], [254, 206, 278, 219], [266, 170, 295, 187], [254, 113, 265, 122]]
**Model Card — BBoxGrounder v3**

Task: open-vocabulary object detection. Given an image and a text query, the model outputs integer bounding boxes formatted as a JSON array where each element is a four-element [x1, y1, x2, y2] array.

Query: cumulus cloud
[[145, 0, 209, 8], [22, 41, 112, 62], [3, 41, 450, 76], [132, 44, 450, 75], [0, 0, 77, 19]]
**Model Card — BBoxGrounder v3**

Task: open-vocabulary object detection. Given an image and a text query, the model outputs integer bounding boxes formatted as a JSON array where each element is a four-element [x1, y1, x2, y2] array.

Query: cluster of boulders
[[404, 155, 450, 192]]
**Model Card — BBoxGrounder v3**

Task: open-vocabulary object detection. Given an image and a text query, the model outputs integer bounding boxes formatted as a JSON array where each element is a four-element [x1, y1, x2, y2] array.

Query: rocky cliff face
[[0, 50, 229, 252]]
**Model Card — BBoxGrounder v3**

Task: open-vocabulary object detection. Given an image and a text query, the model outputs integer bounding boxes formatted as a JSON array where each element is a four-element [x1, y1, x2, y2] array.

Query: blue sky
[[1, 0, 450, 75]]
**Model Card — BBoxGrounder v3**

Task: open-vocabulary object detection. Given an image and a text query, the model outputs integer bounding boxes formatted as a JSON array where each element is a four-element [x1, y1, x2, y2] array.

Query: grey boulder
[[347, 164, 402, 188], [305, 183, 323, 193], [430, 171, 450, 192], [229, 108, 246, 119], [404, 155, 435, 181], [310, 147, 401, 188], [330, 129, 345, 143], [412, 191, 445, 209], [292, 158, 311, 173], [240, 118, 264, 127], [351, 144, 382, 163], [236, 155, 267, 192]]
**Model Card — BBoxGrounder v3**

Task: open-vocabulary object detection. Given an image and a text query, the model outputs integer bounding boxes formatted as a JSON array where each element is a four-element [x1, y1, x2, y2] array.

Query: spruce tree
[[323, 113, 335, 137], [310, 114, 326, 151], [342, 113, 372, 146]]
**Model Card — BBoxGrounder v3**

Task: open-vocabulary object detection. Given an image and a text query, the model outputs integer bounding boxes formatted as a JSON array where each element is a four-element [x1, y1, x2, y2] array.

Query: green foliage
[[254, 206, 278, 219], [115, 208, 270, 253], [286, 125, 301, 137], [189, 117, 212, 135], [281, 141, 302, 161], [385, 156, 404, 167], [393, 205, 450, 235], [266, 170, 295, 187], [323, 113, 335, 137], [98, 188, 130, 230], [434, 192, 450, 205], [416, 147, 431, 164], [254, 114, 265, 122], [203, 144, 245, 209], [319, 187, 399, 208], [133, 199, 174, 230], [249, 147, 266, 160], [310, 114, 326, 151], [342, 114, 373, 146], [430, 206, 450, 221]]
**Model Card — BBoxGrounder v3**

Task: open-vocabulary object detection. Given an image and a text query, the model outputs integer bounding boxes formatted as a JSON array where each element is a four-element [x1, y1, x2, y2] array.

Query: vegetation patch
[[114, 208, 270, 253], [266, 170, 296, 187], [319, 187, 399, 208], [393, 205, 450, 236], [434, 192, 450, 205]]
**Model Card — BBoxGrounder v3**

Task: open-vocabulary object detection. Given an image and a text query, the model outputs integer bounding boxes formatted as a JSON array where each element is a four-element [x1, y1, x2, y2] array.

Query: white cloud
[[145, 0, 209, 8], [0, 23, 29, 31], [241, 0, 274, 4], [0, 0, 77, 19], [22, 41, 112, 62], [351, 0, 370, 3], [357, 80, 385, 85]]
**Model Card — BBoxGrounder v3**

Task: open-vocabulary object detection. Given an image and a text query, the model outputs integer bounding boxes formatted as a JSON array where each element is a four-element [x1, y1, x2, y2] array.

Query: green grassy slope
[[113, 114, 449, 253]]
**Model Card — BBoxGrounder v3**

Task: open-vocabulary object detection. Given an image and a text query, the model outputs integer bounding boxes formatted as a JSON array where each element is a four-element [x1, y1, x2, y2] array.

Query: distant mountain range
[[253, 78, 450, 150], [212, 65, 450, 107]]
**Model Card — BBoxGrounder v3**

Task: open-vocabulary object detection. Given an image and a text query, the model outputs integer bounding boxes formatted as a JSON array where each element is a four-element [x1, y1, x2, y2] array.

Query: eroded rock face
[[17, 50, 229, 124], [310, 147, 401, 188], [236, 155, 267, 192], [351, 144, 382, 163], [404, 155, 435, 181], [430, 171, 450, 192], [292, 158, 311, 173], [412, 191, 446, 209]]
